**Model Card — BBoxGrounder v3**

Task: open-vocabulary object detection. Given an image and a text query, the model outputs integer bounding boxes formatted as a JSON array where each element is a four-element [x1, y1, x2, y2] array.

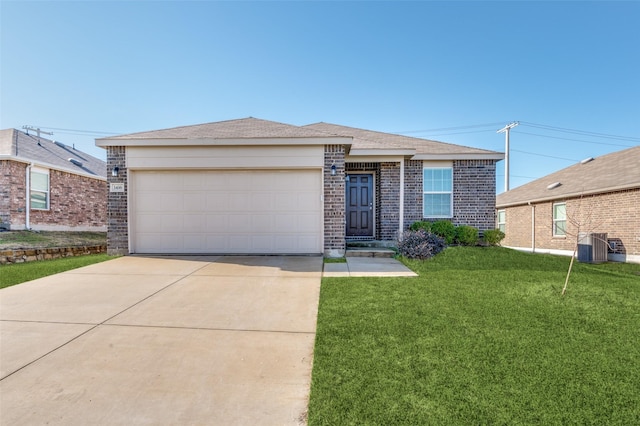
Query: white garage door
[[131, 170, 322, 254]]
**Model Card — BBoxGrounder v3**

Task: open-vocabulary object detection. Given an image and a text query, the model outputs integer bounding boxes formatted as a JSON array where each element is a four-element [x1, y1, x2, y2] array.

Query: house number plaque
[[110, 183, 125, 193]]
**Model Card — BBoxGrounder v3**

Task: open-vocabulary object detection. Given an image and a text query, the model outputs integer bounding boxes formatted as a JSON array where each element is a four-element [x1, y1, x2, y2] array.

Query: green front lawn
[[309, 247, 640, 425], [0, 254, 113, 289]]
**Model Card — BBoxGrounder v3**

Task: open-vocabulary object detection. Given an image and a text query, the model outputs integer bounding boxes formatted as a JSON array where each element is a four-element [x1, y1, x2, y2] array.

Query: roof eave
[[95, 136, 353, 147], [0, 155, 107, 181], [348, 148, 416, 157], [412, 153, 505, 160], [496, 183, 640, 208]]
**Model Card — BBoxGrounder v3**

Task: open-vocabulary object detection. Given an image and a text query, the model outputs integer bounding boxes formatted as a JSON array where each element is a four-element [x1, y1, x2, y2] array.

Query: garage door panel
[[132, 170, 322, 254], [299, 214, 322, 231], [183, 215, 205, 232], [160, 194, 184, 212], [206, 215, 229, 232], [183, 235, 205, 250], [183, 194, 205, 211]]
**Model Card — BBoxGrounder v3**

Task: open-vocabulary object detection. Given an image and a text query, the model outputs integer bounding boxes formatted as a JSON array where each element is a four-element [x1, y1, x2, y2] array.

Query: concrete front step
[[345, 248, 395, 258]]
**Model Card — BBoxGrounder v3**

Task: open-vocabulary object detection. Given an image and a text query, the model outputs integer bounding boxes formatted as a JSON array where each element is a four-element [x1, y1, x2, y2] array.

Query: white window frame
[[553, 202, 566, 237], [423, 166, 453, 218], [497, 209, 506, 233], [30, 167, 50, 210]]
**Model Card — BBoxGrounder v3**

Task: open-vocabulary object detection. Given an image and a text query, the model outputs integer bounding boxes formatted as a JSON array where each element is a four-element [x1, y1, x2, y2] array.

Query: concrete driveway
[[0, 255, 322, 425]]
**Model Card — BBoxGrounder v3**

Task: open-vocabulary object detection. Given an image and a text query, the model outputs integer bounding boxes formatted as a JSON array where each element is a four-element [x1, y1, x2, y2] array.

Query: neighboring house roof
[[496, 145, 640, 208], [97, 117, 504, 160], [304, 122, 504, 160], [0, 129, 107, 178]]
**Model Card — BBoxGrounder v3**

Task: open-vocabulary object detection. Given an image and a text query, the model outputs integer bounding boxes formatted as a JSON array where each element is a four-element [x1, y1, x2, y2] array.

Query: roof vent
[[55, 141, 66, 148], [547, 182, 561, 190], [68, 158, 83, 167], [580, 157, 594, 164]]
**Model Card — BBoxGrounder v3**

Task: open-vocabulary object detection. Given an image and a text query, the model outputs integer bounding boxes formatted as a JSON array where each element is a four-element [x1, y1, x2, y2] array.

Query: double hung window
[[497, 209, 506, 233], [30, 168, 50, 210], [553, 202, 566, 236], [423, 167, 453, 218]]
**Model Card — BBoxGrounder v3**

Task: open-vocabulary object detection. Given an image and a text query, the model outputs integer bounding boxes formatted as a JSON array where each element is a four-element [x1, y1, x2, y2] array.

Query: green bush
[[397, 230, 446, 259], [409, 220, 432, 232], [431, 220, 456, 245], [456, 225, 479, 246], [483, 229, 506, 246]]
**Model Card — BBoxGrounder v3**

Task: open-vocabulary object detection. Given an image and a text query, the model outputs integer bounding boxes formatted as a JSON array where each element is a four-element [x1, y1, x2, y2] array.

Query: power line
[[519, 121, 640, 142], [415, 129, 497, 137], [394, 122, 506, 135], [31, 126, 120, 136], [511, 149, 578, 162], [513, 130, 635, 147]]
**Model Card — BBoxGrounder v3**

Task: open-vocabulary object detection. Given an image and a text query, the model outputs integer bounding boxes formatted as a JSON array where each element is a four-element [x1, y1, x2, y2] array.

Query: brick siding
[[380, 162, 401, 240], [324, 145, 346, 256], [404, 159, 423, 230], [106, 147, 129, 255], [452, 160, 497, 231], [0, 159, 106, 231], [0, 160, 27, 227], [501, 188, 640, 258]]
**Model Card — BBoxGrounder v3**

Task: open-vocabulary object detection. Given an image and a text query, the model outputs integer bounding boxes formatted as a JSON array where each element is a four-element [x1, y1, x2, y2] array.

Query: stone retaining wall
[[0, 245, 107, 265]]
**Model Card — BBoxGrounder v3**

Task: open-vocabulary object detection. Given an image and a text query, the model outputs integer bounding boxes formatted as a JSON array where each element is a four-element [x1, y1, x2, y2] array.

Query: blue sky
[[2, 1, 639, 193]]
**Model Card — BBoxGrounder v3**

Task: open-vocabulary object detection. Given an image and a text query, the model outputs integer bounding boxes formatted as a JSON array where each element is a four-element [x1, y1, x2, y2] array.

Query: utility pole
[[497, 121, 519, 192], [22, 125, 53, 139]]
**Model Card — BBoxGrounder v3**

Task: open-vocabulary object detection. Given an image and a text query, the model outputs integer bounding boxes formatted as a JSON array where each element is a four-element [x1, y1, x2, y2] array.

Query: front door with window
[[346, 174, 374, 237]]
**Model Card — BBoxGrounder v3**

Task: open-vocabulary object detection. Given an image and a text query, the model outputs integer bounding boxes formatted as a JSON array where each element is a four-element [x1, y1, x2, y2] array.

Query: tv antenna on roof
[[22, 125, 53, 139]]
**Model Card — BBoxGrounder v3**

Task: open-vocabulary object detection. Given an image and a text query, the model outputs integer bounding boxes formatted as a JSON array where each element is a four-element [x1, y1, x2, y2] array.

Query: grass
[[0, 254, 113, 289], [309, 247, 640, 425]]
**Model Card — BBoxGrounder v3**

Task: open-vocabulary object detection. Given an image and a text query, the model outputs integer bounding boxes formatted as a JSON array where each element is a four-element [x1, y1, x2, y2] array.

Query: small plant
[[455, 225, 478, 246], [409, 220, 432, 232], [397, 230, 446, 259], [483, 229, 506, 246], [431, 220, 456, 245]]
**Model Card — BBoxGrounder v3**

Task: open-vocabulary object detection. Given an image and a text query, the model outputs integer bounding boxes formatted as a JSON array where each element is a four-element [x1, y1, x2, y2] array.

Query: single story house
[[496, 145, 640, 263], [0, 128, 107, 231], [96, 118, 504, 257]]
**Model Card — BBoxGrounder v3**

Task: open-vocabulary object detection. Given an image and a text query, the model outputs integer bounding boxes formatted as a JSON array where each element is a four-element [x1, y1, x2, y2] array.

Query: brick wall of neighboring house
[[380, 162, 401, 240], [501, 188, 640, 260], [404, 159, 423, 230], [29, 169, 106, 231], [106, 146, 129, 255], [0, 160, 105, 231], [0, 160, 27, 228], [501, 204, 532, 249], [324, 145, 346, 257], [452, 159, 497, 231]]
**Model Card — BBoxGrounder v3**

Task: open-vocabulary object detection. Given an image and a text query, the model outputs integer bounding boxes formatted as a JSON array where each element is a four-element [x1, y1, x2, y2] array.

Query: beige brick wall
[[502, 188, 640, 258]]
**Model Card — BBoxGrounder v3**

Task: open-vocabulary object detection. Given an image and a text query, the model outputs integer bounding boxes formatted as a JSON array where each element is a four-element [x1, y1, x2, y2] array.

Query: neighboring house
[[0, 128, 107, 231], [96, 117, 503, 256], [496, 145, 640, 263]]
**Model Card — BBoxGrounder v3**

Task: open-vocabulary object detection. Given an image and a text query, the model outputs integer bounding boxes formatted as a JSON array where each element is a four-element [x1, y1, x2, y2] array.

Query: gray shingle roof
[[304, 122, 502, 156], [98, 118, 503, 159], [99, 117, 338, 140], [0, 129, 107, 178], [496, 145, 640, 207]]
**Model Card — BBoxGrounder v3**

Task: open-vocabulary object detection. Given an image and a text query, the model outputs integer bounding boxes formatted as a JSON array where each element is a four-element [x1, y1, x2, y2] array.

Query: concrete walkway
[[0, 255, 322, 425], [323, 257, 418, 277]]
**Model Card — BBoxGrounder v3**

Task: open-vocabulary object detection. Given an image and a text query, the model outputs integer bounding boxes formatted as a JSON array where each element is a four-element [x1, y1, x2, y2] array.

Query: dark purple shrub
[[397, 230, 447, 259]]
